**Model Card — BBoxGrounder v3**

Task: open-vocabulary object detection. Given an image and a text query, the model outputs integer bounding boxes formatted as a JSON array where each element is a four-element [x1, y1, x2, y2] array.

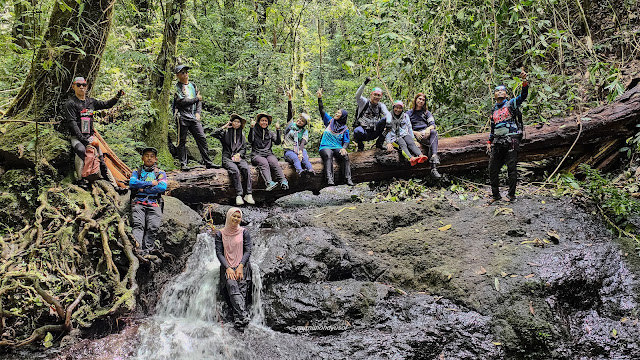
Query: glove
[[116, 89, 125, 98], [364, 77, 371, 85]]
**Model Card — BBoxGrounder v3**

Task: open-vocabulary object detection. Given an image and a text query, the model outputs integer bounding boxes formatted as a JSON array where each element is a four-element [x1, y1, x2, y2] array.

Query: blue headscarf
[[330, 109, 348, 133]]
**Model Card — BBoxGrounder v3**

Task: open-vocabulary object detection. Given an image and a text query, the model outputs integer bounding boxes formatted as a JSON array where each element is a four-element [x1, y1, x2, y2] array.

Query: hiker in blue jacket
[[487, 70, 529, 204], [317, 88, 353, 186]]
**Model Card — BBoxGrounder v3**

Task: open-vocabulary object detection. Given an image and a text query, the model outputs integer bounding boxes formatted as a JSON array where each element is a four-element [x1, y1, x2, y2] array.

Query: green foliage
[[372, 178, 426, 202]]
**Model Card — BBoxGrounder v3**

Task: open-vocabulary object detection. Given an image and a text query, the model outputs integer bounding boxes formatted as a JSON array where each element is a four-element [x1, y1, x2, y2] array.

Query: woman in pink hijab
[[214, 207, 252, 329]]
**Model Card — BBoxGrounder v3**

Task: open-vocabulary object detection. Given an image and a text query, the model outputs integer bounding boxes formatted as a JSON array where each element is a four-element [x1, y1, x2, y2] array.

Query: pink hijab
[[220, 207, 244, 268]]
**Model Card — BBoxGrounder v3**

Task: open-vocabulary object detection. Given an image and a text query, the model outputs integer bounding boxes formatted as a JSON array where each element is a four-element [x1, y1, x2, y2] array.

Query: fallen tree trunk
[[167, 84, 640, 205]]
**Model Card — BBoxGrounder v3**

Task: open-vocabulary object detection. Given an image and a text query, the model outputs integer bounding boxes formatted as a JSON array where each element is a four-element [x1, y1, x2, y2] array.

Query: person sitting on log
[[249, 112, 288, 191], [282, 91, 314, 177], [406, 92, 441, 178], [65, 76, 123, 187], [129, 147, 167, 258], [215, 207, 252, 330], [385, 100, 429, 166], [212, 114, 254, 206], [486, 70, 529, 204], [317, 88, 353, 186], [353, 77, 391, 151]]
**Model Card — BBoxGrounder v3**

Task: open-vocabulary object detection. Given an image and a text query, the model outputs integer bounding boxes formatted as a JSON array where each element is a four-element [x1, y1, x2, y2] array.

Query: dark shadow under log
[[167, 84, 640, 205]]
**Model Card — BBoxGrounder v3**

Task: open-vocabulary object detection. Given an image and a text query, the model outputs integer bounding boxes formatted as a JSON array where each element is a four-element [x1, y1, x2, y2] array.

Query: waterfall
[[134, 231, 265, 360]]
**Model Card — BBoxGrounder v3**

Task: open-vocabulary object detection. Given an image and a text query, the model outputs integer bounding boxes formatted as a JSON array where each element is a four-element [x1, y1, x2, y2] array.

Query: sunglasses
[[75, 83, 87, 87]]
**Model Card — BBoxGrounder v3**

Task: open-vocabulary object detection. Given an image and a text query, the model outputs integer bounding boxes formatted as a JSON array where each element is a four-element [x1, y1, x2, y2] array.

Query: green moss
[[0, 123, 68, 166]]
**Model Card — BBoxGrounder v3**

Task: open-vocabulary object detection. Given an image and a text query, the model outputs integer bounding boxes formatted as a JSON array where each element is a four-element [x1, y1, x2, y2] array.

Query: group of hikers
[[64, 66, 529, 329]]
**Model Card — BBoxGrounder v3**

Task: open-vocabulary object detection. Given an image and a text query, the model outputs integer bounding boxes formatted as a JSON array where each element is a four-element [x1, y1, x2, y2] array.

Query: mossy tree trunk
[[11, 0, 39, 49], [6, 0, 117, 121], [147, 0, 186, 166]]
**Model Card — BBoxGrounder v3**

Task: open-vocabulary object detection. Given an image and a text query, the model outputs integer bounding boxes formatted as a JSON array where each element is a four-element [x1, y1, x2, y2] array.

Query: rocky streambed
[[16, 185, 640, 359]]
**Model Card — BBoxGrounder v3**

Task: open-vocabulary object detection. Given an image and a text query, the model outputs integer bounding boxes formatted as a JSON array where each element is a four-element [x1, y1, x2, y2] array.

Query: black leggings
[[319, 148, 351, 183]]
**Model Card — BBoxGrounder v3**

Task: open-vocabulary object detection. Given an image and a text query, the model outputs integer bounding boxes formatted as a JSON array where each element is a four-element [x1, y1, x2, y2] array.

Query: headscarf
[[330, 109, 348, 133], [220, 207, 244, 268]]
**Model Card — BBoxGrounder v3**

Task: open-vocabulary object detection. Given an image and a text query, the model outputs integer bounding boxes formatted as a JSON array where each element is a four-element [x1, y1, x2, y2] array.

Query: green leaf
[[43, 332, 53, 348]]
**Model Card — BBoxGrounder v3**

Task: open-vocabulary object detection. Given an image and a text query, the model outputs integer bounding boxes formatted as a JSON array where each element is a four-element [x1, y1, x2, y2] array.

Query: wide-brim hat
[[230, 113, 246, 128], [255, 113, 273, 125]]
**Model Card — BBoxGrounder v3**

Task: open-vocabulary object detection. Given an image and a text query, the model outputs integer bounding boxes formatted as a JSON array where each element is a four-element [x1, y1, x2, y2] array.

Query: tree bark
[[12, 0, 39, 49], [7, 0, 117, 119], [166, 83, 640, 205], [147, 0, 187, 163]]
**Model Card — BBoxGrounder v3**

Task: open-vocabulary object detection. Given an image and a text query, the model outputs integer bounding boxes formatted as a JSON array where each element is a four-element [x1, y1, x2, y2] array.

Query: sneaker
[[205, 162, 220, 169], [430, 154, 440, 165], [280, 181, 289, 191], [327, 179, 335, 186], [430, 168, 442, 179], [265, 181, 278, 191], [181, 164, 190, 171], [410, 157, 419, 167], [236, 196, 244, 206], [487, 197, 502, 205], [417, 155, 429, 164], [244, 194, 255, 205], [346, 178, 354, 186], [506, 195, 516, 202]]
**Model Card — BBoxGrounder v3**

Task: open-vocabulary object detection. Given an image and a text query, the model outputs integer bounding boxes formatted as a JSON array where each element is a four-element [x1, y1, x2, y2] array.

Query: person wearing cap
[[282, 91, 314, 177], [212, 114, 254, 205], [248, 111, 288, 191], [353, 77, 392, 151], [129, 147, 167, 257], [487, 70, 529, 204], [406, 93, 441, 178], [173, 65, 217, 171], [65, 76, 124, 185], [317, 88, 353, 186], [385, 100, 429, 167]]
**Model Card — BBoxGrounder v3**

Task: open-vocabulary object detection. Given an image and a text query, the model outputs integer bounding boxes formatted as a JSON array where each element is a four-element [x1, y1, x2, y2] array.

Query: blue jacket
[[489, 83, 529, 143], [129, 166, 167, 205]]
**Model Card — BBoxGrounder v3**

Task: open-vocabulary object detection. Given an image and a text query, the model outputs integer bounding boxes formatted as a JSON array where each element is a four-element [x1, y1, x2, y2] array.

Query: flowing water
[[134, 232, 267, 360]]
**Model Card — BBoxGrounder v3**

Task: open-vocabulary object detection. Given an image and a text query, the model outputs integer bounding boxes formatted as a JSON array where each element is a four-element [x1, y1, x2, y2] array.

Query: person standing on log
[[353, 77, 391, 151], [385, 100, 429, 166], [173, 65, 217, 171], [317, 88, 353, 186], [248, 112, 288, 191], [129, 147, 167, 258], [486, 70, 529, 204], [215, 207, 252, 330], [406, 92, 442, 178], [212, 114, 254, 206], [282, 91, 314, 177], [65, 76, 123, 188]]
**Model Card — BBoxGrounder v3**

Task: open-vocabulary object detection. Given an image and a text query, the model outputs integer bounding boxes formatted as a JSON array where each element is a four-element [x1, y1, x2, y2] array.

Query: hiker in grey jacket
[[353, 77, 391, 151]]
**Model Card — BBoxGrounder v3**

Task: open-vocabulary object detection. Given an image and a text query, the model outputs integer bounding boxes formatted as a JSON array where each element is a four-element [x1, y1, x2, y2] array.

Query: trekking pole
[[317, 18, 323, 89]]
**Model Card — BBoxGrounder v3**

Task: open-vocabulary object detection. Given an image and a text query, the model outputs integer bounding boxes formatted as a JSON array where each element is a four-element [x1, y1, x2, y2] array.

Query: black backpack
[[130, 166, 165, 212]]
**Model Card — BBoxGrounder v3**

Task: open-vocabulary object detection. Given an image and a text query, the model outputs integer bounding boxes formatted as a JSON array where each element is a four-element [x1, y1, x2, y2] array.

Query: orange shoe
[[410, 157, 419, 166], [417, 155, 429, 164]]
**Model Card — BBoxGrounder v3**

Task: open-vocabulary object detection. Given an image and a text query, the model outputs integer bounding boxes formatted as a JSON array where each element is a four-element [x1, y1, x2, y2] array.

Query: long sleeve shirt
[[214, 229, 252, 269], [65, 95, 119, 145], [129, 166, 168, 204], [319, 99, 350, 150], [212, 126, 247, 159], [248, 126, 281, 158], [385, 112, 414, 144], [489, 83, 529, 143], [354, 82, 392, 129], [173, 82, 202, 123], [406, 109, 436, 132], [282, 100, 308, 153]]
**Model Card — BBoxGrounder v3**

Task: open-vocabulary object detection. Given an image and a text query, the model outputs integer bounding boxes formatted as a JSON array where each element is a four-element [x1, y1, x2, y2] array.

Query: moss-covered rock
[[0, 123, 69, 169]]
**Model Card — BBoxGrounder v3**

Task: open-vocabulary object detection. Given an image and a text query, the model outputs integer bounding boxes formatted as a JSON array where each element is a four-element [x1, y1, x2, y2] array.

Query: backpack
[[509, 103, 525, 140], [130, 166, 165, 212], [81, 145, 102, 182]]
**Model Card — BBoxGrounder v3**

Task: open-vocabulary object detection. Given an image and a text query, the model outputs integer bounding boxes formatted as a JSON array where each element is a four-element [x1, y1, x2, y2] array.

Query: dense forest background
[[1, 0, 638, 169]]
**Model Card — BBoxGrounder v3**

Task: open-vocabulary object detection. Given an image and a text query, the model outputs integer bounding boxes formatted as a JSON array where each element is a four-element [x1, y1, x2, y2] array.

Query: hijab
[[220, 207, 244, 268], [330, 109, 348, 133]]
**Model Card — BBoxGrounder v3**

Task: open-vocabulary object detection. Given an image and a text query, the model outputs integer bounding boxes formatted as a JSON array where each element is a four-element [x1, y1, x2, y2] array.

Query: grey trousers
[[221, 263, 252, 322], [251, 154, 285, 184], [131, 202, 163, 252]]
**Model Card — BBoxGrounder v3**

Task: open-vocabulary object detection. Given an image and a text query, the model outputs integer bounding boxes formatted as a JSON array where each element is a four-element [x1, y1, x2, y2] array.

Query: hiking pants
[[320, 148, 351, 183], [353, 118, 386, 149], [489, 137, 519, 199], [221, 263, 252, 322], [131, 202, 163, 252], [223, 157, 252, 196], [178, 119, 214, 167], [284, 149, 312, 174], [395, 134, 422, 159], [251, 154, 285, 184], [415, 128, 439, 157]]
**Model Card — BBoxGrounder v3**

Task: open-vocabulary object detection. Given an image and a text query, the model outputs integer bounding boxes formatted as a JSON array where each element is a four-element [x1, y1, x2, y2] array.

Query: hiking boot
[[346, 178, 354, 186], [180, 164, 190, 171], [235, 196, 244, 206], [265, 181, 278, 191], [487, 197, 502, 205], [431, 168, 442, 179], [327, 178, 335, 186], [357, 143, 365, 152], [205, 162, 220, 169], [375, 139, 385, 150], [418, 155, 429, 164], [430, 154, 441, 165], [506, 194, 516, 202], [409, 157, 420, 167], [244, 194, 255, 205], [280, 180, 289, 190]]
